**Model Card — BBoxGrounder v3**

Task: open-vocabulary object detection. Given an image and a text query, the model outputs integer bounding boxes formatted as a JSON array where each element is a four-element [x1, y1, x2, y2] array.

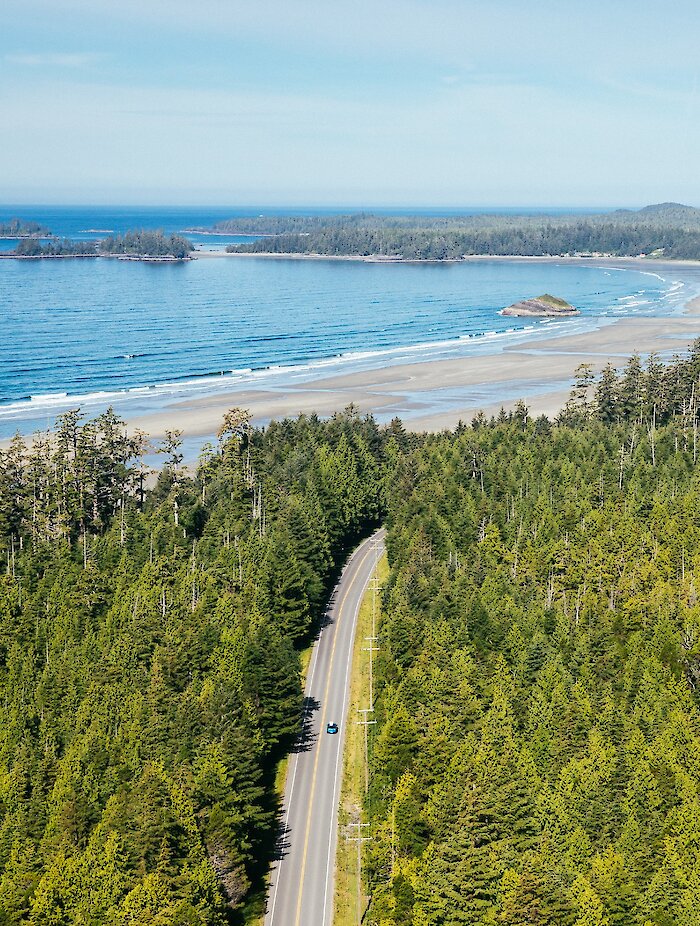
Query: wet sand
[[5, 260, 700, 450], [128, 292, 700, 440]]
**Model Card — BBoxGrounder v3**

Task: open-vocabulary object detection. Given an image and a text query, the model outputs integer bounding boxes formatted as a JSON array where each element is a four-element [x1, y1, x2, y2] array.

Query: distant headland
[[192, 202, 700, 262], [5, 204, 700, 264]]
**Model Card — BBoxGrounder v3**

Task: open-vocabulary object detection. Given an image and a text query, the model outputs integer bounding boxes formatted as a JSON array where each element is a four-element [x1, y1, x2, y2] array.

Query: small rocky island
[[500, 293, 580, 317]]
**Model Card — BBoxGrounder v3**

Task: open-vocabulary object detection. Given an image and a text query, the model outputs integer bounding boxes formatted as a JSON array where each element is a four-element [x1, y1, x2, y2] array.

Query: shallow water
[[0, 208, 693, 438]]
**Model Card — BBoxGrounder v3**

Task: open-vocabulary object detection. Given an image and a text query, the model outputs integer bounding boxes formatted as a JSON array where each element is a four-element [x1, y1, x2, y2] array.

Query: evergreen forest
[[7, 231, 192, 260], [99, 231, 193, 259], [12, 239, 98, 258], [0, 220, 51, 238], [2, 345, 700, 923], [220, 204, 700, 260], [0, 408, 383, 924], [367, 348, 700, 925], [228, 222, 700, 260]]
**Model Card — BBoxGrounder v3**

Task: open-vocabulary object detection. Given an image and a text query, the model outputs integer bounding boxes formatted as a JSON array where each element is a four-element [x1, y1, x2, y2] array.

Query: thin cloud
[[5, 52, 102, 68]]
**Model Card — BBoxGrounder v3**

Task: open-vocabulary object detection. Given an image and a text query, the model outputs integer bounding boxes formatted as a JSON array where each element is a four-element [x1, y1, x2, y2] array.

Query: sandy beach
[[193, 251, 700, 269], [121, 260, 700, 442], [4, 257, 700, 452]]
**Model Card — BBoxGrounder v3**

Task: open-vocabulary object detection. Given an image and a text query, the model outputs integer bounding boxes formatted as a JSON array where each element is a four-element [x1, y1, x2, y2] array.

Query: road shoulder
[[333, 551, 389, 926]]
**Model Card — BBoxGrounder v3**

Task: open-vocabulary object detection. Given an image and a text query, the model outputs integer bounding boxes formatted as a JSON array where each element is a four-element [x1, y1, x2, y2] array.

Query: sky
[[2, 0, 700, 207]]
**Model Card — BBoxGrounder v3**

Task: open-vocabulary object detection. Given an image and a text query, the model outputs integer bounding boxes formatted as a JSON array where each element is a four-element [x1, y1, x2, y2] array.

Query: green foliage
[[219, 206, 700, 260], [10, 229, 192, 259], [13, 238, 97, 257], [538, 293, 572, 308], [0, 406, 386, 922], [0, 219, 51, 237], [364, 349, 700, 925], [99, 231, 193, 259]]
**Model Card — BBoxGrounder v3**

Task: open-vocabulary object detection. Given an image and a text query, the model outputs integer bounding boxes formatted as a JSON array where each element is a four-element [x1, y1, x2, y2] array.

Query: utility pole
[[363, 639, 380, 712], [364, 538, 381, 710], [357, 711, 376, 794], [355, 713, 377, 906], [371, 537, 379, 639], [349, 539, 382, 921], [345, 820, 372, 925]]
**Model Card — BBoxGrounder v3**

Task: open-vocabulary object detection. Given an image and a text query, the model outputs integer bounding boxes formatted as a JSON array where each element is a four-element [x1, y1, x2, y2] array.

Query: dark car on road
[[326, 722, 339, 734]]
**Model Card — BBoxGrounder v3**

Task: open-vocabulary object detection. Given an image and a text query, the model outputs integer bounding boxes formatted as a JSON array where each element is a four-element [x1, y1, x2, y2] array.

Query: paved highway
[[264, 527, 386, 926]]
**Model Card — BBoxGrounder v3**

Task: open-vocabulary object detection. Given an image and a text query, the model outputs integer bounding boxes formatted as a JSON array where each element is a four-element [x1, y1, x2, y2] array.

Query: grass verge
[[333, 551, 389, 926]]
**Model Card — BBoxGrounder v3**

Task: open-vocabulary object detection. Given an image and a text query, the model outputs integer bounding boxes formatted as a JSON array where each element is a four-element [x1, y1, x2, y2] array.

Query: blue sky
[[2, 0, 699, 206]]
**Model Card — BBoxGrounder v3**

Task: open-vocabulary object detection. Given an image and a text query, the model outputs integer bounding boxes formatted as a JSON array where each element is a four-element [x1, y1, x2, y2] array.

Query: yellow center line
[[293, 538, 376, 926]]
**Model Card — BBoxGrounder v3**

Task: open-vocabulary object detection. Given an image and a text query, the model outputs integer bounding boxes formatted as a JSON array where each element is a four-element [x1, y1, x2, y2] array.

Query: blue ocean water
[[0, 206, 693, 439], [0, 203, 612, 252], [0, 205, 267, 253]]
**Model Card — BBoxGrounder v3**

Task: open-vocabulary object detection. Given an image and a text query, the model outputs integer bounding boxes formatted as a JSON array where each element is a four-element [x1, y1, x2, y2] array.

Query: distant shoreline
[[182, 229, 277, 237], [0, 253, 192, 262], [4, 244, 700, 268], [196, 250, 700, 268]]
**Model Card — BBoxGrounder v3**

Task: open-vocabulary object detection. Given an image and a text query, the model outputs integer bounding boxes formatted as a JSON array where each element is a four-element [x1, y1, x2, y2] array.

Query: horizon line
[[0, 202, 661, 212]]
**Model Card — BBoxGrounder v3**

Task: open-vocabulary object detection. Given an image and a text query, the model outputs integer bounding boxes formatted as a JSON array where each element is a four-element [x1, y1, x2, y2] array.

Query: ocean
[[0, 206, 694, 440]]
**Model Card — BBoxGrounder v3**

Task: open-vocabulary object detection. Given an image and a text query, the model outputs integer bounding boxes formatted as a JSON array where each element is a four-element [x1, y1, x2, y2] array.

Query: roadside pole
[[345, 821, 371, 924], [350, 537, 382, 925]]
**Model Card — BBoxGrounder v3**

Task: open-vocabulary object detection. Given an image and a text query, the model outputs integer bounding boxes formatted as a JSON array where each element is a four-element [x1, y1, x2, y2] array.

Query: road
[[264, 527, 386, 926]]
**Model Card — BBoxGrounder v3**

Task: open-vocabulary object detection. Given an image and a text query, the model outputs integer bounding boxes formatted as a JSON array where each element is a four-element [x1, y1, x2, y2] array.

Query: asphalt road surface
[[264, 527, 386, 926]]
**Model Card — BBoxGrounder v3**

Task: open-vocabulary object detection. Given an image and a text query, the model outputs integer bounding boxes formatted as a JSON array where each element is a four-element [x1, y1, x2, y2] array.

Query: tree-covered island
[[13, 238, 98, 257], [0, 218, 52, 238], [215, 202, 700, 260], [6, 230, 194, 260], [100, 230, 193, 260]]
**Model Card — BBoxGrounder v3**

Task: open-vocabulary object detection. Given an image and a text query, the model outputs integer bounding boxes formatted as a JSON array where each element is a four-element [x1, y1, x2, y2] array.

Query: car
[[326, 722, 339, 735]]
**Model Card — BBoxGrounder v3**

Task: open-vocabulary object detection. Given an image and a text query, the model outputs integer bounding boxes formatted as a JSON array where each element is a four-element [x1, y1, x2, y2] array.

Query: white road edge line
[[267, 534, 374, 926], [323, 536, 381, 926], [266, 592, 325, 925], [265, 532, 383, 926]]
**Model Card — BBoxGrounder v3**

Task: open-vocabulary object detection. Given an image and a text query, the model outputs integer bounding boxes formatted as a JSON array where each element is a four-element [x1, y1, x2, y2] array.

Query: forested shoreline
[[0, 219, 51, 239], [11, 239, 99, 258], [7, 204, 700, 261], [4, 230, 193, 260], [100, 231, 193, 260], [219, 203, 700, 260], [229, 223, 700, 260], [2, 344, 700, 923]]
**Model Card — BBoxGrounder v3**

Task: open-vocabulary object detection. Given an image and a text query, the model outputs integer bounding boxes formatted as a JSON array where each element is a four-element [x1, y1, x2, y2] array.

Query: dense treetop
[[12, 238, 97, 257], [2, 343, 700, 923], [99, 230, 193, 259], [0, 406, 384, 923], [365, 345, 700, 925], [0, 218, 51, 238], [215, 204, 700, 260], [213, 203, 700, 235], [7, 230, 193, 260]]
